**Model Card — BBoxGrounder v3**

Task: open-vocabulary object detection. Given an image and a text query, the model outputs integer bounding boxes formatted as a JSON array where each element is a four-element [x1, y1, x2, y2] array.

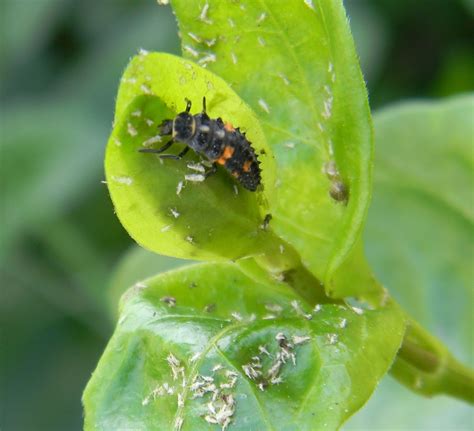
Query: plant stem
[[439, 356, 474, 403], [253, 231, 341, 306], [397, 338, 439, 373], [392, 320, 474, 404]]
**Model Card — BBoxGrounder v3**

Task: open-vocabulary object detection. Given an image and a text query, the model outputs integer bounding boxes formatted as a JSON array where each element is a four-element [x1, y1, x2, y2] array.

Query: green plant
[[83, 1, 473, 429]]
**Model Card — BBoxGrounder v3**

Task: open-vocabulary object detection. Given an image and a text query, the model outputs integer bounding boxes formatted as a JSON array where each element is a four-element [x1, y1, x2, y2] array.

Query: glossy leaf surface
[[83, 263, 404, 430]]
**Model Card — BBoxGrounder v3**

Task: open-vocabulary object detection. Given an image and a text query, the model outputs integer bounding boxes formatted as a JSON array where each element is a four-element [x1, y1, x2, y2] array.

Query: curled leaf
[[106, 52, 278, 260]]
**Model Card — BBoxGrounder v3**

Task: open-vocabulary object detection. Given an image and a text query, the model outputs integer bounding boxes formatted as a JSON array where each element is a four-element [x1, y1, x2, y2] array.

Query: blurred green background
[[1, 1, 472, 430]]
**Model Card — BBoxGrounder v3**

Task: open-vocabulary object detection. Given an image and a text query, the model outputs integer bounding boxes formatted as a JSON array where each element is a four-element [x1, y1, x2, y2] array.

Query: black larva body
[[140, 98, 262, 191]]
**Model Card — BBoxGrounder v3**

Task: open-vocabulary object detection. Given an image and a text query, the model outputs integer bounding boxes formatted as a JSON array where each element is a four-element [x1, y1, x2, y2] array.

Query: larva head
[[172, 112, 196, 142]]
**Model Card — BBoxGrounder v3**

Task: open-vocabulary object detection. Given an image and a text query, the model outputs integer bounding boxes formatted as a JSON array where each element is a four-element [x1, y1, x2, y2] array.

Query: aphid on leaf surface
[[139, 98, 262, 191]]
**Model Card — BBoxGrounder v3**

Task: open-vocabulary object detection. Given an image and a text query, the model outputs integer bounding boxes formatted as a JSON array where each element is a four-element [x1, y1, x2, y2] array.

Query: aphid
[[329, 180, 348, 203], [261, 213, 272, 230], [139, 98, 262, 191]]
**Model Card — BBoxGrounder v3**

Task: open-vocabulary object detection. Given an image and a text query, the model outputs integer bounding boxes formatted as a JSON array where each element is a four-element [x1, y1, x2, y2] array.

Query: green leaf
[[106, 52, 279, 261], [365, 95, 474, 401], [83, 263, 404, 431], [171, 0, 374, 299]]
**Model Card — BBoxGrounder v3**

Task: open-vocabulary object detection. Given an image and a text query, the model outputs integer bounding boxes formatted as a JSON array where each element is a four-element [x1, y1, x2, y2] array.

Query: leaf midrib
[[172, 320, 249, 427]]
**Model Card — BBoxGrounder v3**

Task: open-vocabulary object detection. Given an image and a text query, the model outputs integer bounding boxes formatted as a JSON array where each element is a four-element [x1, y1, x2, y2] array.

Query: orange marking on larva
[[224, 122, 235, 132], [242, 160, 252, 172], [216, 145, 234, 165]]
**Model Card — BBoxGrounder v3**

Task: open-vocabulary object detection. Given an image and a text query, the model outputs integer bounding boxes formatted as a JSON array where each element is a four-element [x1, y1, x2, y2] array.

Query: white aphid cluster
[[140, 83, 153, 95], [189, 365, 239, 430], [141, 382, 174, 406], [169, 207, 180, 219], [230, 311, 243, 322], [304, 0, 315, 10], [179, 4, 226, 68], [321, 84, 333, 120], [258, 98, 270, 114], [141, 353, 185, 409], [186, 162, 206, 173], [121, 77, 137, 85], [241, 331, 311, 390], [262, 302, 284, 320], [142, 135, 162, 148], [327, 333, 338, 345], [323, 157, 348, 203], [141, 347, 240, 430], [352, 306, 364, 315], [176, 181, 184, 195], [111, 175, 133, 186], [278, 72, 290, 86], [290, 299, 313, 320], [256, 12, 267, 24], [160, 296, 177, 307], [167, 353, 185, 381], [184, 44, 199, 58], [199, 2, 213, 24], [184, 173, 206, 182], [198, 53, 217, 66], [324, 160, 339, 179], [127, 122, 138, 137], [328, 61, 336, 83]]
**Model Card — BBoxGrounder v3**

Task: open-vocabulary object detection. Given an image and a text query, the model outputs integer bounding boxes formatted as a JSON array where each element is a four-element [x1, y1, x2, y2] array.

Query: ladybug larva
[[139, 98, 262, 191]]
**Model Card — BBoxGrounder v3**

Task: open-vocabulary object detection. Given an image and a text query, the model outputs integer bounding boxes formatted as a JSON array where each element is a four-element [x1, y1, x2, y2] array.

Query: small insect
[[139, 98, 262, 191], [261, 213, 272, 230]]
